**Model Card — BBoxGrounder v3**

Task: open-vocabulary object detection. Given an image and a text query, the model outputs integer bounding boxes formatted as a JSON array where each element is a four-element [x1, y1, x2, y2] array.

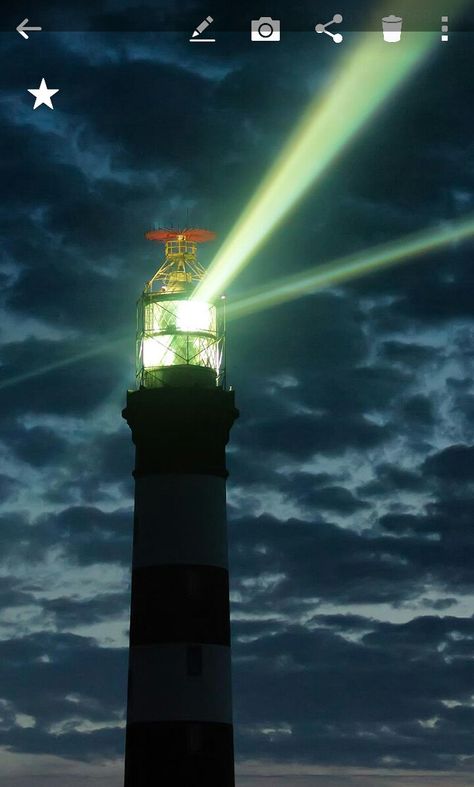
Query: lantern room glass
[[136, 295, 223, 388]]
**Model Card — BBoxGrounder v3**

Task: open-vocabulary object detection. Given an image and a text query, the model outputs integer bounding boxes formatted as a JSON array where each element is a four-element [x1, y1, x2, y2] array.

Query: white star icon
[[28, 78, 59, 110]]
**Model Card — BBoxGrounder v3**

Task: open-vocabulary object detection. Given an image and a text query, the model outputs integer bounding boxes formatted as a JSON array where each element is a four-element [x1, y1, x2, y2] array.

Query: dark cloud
[[297, 485, 370, 515], [423, 444, 474, 483], [1, 424, 69, 467], [0, 506, 132, 567], [42, 592, 130, 628], [358, 462, 424, 497], [0, 577, 36, 609], [380, 340, 439, 367], [46, 506, 133, 566], [0, 473, 22, 499], [237, 411, 391, 459], [92, 427, 136, 484], [401, 394, 436, 427], [232, 615, 474, 769], [0, 337, 127, 417], [229, 493, 474, 606], [379, 512, 427, 536], [0, 632, 126, 759], [0, 513, 35, 560], [230, 514, 420, 606]]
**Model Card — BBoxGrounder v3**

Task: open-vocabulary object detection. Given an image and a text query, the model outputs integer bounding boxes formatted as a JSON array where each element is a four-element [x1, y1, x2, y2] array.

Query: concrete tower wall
[[123, 386, 238, 787]]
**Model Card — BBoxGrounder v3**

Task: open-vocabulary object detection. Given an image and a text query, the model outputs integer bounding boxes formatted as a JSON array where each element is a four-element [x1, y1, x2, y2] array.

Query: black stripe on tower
[[125, 720, 235, 786], [122, 386, 239, 478], [129, 564, 230, 646]]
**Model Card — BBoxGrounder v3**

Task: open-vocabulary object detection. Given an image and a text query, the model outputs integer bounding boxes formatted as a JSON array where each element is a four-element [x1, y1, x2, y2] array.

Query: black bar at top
[[2, 0, 474, 33]]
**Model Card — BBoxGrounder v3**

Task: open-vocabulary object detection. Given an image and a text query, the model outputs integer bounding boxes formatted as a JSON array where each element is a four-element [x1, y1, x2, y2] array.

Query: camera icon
[[251, 16, 280, 42]]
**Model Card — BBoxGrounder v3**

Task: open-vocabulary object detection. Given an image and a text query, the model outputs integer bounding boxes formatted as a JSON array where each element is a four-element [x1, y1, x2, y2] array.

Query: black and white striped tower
[[123, 228, 238, 786]]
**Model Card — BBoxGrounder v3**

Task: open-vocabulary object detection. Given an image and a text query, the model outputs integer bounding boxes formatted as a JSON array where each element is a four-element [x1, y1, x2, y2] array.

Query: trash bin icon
[[382, 14, 403, 42]]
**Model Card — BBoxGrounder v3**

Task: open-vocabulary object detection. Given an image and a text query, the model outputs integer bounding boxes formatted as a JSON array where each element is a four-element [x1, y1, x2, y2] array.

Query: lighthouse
[[122, 228, 238, 786]]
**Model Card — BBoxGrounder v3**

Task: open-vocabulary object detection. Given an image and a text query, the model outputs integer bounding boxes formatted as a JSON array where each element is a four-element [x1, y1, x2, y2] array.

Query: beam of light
[[0, 332, 130, 391], [194, 29, 449, 303], [225, 214, 474, 321]]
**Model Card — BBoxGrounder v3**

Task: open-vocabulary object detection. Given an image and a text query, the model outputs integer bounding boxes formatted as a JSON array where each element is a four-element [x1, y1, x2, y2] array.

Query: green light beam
[[194, 28, 449, 303], [0, 332, 130, 391], [226, 215, 474, 321]]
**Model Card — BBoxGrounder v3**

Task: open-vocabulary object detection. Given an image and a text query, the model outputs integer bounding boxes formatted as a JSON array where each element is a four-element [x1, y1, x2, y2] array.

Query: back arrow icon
[[17, 18, 42, 39]]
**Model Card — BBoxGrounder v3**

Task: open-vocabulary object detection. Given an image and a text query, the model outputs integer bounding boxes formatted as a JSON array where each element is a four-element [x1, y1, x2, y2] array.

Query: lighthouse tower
[[122, 228, 238, 786]]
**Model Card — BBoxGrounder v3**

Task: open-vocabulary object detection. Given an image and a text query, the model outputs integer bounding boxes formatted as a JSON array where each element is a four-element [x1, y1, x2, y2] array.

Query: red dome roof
[[145, 228, 216, 243]]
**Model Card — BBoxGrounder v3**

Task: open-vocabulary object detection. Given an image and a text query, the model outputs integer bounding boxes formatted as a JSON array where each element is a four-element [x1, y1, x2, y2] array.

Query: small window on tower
[[187, 723, 203, 753], [187, 569, 200, 598], [186, 645, 202, 676]]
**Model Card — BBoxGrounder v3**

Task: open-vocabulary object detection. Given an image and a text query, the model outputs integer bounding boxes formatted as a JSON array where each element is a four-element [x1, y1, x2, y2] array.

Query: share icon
[[315, 13, 343, 44]]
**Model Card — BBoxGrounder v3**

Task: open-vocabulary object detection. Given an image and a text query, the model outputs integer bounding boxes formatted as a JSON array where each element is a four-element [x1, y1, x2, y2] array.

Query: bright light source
[[142, 335, 175, 368], [176, 300, 214, 332], [226, 214, 474, 320], [194, 30, 445, 303]]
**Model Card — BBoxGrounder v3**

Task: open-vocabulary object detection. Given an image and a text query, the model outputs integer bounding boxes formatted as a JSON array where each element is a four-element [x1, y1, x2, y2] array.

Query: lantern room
[[136, 229, 224, 389]]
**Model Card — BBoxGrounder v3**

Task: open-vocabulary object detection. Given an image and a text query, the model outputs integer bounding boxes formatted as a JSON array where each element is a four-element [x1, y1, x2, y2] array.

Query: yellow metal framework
[[145, 239, 206, 294]]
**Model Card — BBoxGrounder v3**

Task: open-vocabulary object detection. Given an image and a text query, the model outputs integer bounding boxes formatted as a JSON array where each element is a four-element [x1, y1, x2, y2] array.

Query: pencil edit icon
[[382, 14, 403, 42], [190, 15, 215, 43]]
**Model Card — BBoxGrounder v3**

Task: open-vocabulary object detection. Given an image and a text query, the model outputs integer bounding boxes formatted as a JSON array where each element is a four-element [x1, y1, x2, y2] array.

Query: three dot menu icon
[[441, 16, 449, 42]]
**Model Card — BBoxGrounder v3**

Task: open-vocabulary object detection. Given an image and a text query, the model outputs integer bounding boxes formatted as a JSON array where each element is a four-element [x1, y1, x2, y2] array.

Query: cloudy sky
[[1, 1, 474, 785]]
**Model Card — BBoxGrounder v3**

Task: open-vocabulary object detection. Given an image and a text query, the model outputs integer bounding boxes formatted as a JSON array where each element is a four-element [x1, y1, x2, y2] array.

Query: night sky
[[1, 1, 474, 785]]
